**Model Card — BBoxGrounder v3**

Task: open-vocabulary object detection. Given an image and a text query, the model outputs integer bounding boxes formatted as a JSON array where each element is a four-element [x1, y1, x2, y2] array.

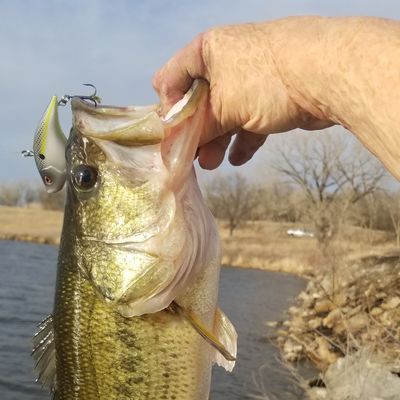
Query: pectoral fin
[[213, 307, 237, 372], [169, 301, 237, 370], [32, 315, 57, 392]]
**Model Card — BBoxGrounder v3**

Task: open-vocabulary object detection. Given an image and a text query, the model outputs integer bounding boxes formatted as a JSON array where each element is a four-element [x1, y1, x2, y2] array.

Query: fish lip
[[71, 97, 161, 116]]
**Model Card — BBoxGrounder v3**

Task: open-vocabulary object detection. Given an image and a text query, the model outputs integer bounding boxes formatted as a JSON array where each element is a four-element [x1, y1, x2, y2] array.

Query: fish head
[[33, 96, 67, 193], [65, 80, 218, 316]]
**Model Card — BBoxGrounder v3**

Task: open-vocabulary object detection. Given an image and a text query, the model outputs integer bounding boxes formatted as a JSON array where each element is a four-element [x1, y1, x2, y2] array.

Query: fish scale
[[54, 232, 212, 400]]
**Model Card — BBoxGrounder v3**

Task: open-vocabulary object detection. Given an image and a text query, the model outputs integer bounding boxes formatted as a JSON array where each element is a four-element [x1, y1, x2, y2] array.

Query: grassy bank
[[219, 220, 396, 275], [1, 206, 398, 275], [0, 205, 62, 245]]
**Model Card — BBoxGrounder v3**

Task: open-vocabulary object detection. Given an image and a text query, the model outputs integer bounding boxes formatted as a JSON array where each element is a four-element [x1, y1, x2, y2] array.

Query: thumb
[[153, 33, 207, 115]]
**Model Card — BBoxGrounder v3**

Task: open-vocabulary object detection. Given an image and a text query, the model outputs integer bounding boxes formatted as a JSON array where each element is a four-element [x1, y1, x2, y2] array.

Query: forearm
[[265, 16, 400, 179]]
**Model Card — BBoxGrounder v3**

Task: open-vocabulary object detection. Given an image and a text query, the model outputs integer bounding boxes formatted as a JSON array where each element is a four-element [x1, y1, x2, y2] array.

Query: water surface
[[0, 240, 306, 400]]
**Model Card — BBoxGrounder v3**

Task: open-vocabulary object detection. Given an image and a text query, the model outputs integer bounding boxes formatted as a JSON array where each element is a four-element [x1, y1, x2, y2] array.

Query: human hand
[[153, 22, 333, 169]]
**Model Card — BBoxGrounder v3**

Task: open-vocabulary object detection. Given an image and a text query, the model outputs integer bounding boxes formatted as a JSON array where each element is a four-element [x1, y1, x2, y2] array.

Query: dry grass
[[0, 205, 62, 244], [219, 220, 396, 275], [0, 206, 397, 275]]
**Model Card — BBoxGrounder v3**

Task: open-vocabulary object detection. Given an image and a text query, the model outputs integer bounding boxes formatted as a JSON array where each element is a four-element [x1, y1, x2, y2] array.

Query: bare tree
[[39, 189, 65, 210], [257, 181, 303, 222], [274, 133, 386, 251], [206, 173, 260, 236]]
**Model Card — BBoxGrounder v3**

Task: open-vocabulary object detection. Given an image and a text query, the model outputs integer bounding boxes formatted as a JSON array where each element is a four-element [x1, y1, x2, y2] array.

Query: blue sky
[[1, 0, 400, 185]]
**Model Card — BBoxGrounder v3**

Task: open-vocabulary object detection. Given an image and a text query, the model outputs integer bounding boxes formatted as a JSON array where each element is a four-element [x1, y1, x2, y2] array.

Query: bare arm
[[153, 16, 400, 179]]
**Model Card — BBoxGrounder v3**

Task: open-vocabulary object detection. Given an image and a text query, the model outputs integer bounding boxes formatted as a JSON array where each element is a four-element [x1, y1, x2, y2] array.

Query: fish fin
[[32, 315, 57, 392], [169, 301, 236, 366], [212, 307, 237, 372]]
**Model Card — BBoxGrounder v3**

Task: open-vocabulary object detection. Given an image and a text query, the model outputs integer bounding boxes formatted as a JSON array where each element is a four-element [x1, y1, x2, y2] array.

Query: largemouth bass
[[32, 81, 237, 400]]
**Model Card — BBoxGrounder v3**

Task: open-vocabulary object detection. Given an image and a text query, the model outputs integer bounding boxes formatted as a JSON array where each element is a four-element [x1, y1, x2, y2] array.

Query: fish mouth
[[71, 97, 161, 117], [71, 97, 165, 146]]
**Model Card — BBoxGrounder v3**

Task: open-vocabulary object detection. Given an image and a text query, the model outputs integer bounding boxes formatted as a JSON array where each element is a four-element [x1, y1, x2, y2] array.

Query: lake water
[[0, 240, 307, 400]]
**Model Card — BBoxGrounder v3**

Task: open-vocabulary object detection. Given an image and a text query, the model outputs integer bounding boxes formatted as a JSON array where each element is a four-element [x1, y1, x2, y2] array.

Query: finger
[[300, 119, 335, 130], [153, 34, 207, 115], [228, 130, 268, 166], [198, 133, 232, 170]]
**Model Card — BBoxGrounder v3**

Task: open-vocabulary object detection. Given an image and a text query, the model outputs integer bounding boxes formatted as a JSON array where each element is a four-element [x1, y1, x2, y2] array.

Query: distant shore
[[0, 206, 62, 245], [1, 205, 396, 277]]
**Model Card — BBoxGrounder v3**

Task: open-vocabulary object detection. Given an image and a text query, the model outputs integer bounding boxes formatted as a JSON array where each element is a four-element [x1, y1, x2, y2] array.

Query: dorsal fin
[[32, 315, 57, 392]]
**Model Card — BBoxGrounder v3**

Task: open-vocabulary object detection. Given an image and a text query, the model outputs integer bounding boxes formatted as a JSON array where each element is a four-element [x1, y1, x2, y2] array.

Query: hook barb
[[57, 84, 101, 107]]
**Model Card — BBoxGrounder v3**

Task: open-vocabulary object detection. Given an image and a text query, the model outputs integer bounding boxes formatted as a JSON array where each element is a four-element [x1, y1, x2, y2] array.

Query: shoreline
[[0, 234, 307, 276], [1, 206, 397, 278], [0, 233, 60, 246]]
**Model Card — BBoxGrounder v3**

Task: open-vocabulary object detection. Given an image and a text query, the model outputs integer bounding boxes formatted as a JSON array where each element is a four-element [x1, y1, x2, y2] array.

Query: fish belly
[[53, 250, 213, 400]]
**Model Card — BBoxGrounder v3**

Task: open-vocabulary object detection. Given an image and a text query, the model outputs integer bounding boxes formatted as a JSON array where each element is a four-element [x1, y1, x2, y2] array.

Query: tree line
[[204, 133, 400, 251], [1, 131, 400, 250]]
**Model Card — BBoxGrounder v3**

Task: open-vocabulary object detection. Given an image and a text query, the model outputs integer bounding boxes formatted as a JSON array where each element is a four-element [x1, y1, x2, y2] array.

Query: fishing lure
[[28, 84, 100, 193], [32, 96, 67, 193]]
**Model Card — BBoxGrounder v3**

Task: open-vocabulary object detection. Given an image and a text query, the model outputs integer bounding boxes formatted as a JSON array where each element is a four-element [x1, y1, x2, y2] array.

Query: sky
[[1, 0, 400, 186]]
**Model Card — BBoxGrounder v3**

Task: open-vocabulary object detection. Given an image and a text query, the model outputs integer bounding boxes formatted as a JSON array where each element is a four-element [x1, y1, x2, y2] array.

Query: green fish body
[[32, 81, 237, 400]]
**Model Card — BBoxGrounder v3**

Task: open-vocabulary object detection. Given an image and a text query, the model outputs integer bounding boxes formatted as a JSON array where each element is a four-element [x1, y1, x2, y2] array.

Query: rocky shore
[[270, 251, 400, 399]]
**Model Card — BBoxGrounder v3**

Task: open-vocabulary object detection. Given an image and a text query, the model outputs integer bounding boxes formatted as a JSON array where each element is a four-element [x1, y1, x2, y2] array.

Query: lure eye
[[72, 164, 98, 192], [44, 175, 53, 185]]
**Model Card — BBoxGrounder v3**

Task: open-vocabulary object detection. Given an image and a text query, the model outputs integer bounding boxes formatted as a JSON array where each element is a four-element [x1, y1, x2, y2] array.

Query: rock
[[323, 309, 342, 328], [283, 339, 303, 362], [309, 317, 323, 330], [298, 291, 315, 308], [276, 329, 288, 337], [346, 304, 362, 318], [315, 299, 336, 314], [307, 387, 330, 400], [301, 309, 314, 318], [332, 292, 347, 307], [319, 276, 334, 294], [316, 337, 339, 365], [381, 296, 400, 310], [288, 305, 300, 315], [291, 316, 306, 330], [321, 349, 400, 400], [378, 310, 395, 327], [333, 321, 346, 336], [375, 291, 388, 300], [370, 307, 383, 317], [346, 313, 369, 334]]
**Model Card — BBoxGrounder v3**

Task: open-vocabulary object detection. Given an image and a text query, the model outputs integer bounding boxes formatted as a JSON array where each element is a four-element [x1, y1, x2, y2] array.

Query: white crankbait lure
[[32, 96, 67, 193], [31, 85, 100, 193]]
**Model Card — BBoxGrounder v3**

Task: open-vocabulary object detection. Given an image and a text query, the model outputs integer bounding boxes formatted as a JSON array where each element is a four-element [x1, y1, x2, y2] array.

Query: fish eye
[[72, 164, 98, 191]]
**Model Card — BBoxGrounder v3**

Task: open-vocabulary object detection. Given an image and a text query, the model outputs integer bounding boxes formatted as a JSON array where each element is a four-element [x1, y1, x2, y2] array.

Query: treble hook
[[58, 83, 101, 107]]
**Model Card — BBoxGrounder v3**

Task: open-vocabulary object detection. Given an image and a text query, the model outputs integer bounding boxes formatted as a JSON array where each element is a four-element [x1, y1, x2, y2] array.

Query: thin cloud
[[0, 0, 398, 183]]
